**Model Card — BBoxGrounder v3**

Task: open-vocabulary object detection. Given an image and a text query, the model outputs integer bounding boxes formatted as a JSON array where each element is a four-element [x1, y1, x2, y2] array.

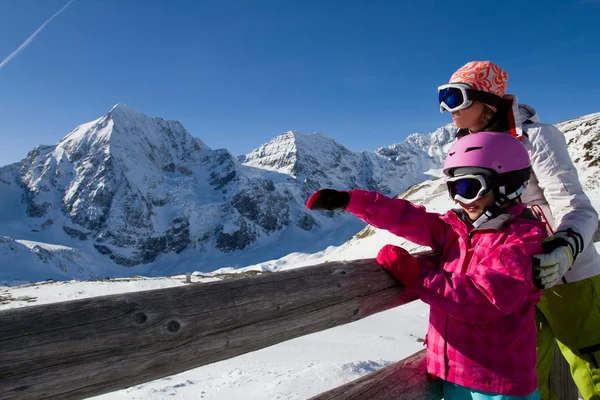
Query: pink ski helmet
[[443, 131, 531, 186]]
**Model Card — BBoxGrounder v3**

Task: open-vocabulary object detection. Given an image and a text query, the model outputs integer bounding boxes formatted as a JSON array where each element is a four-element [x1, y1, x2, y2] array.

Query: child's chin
[[466, 211, 483, 220]]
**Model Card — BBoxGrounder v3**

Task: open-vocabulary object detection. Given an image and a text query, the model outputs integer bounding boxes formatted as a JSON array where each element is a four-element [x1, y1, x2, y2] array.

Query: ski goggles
[[446, 174, 493, 204], [438, 83, 502, 113]]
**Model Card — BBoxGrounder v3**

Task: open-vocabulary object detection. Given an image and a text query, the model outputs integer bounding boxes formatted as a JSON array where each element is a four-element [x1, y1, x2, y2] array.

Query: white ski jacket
[[508, 95, 600, 283]]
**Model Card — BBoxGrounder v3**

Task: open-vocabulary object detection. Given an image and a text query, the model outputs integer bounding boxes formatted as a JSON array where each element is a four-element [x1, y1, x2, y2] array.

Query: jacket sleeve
[[414, 222, 544, 323], [344, 189, 449, 251], [527, 124, 598, 249]]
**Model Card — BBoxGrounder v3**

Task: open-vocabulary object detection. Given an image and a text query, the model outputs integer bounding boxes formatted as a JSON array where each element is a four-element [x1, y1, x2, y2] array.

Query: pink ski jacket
[[345, 189, 546, 396]]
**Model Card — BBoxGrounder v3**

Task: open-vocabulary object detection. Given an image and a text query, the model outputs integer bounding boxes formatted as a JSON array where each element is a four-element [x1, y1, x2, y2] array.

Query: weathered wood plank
[[0, 251, 439, 400], [548, 344, 579, 400], [309, 349, 442, 400]]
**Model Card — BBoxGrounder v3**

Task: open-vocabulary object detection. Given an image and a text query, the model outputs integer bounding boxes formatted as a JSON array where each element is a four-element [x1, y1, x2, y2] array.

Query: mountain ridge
[[0, 104, 450, 281]]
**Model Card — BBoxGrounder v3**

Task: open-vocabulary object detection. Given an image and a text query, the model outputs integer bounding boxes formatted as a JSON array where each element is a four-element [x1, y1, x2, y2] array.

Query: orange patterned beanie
[[449, 61, 508, 97]]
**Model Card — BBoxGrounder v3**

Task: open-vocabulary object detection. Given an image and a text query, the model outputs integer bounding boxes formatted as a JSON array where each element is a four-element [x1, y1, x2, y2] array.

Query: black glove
[[306, 189, 350, 211]]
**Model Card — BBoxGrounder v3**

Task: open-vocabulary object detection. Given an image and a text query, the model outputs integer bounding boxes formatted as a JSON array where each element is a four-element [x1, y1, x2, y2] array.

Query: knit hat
[[450, 61, 508, 97]]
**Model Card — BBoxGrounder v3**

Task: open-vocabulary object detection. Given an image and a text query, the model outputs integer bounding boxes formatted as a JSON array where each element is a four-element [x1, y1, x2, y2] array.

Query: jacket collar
[[448, 203, 529, 233], [502, 94, 541, 138]]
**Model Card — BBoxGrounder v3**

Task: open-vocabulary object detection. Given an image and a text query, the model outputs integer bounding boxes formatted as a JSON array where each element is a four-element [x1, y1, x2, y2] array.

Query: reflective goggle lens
[[453, 178, 482, 199], [447, 177, 490, 201], [439, 87, 465, 110]]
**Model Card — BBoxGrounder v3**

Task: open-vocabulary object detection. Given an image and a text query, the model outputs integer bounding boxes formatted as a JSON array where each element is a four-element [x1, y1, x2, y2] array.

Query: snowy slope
[[557, 112, 600, 191]]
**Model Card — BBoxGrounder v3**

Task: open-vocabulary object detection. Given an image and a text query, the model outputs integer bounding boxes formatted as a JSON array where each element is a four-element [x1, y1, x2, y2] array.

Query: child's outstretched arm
[[415, 223, 544, 324], [306, 188, 449, 251]]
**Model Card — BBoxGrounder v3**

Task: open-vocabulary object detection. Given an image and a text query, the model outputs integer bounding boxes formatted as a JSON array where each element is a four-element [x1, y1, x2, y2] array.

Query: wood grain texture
[[0, 251, 438, 399], [309, 349, 442, 400], [548, 344, 579, 400]]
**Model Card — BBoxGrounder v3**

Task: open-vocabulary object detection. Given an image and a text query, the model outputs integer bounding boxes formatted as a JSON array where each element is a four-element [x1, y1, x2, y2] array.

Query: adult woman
[[378, 61, 600, 399]]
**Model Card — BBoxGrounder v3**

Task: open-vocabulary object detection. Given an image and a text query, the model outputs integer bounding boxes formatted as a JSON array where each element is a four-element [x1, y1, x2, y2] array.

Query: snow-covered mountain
[[0, 105, 455, 282], [241, 128, 454, 194], [375, 124, 456, 176], [1, 106, 598, 283]]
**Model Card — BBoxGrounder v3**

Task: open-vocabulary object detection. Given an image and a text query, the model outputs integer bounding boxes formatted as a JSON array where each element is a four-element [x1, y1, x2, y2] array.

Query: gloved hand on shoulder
[[377, 244, 422, 288], [532, 228, 584, 289], [306, 189, 350, 211]]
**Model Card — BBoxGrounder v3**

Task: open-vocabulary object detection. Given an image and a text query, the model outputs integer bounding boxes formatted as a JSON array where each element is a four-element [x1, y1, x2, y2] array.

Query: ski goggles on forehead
[[446, 174, 493, 204], [438, 83, 502, 113]]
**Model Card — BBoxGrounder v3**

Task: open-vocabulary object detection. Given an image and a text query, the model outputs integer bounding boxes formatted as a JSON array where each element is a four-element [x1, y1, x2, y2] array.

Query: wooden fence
[[1, 228, 595, 399]]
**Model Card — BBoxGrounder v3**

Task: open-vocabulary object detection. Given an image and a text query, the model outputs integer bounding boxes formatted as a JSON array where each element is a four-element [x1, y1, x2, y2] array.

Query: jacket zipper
[[461, 232, 474, 273], [446, 226, 473, 376], [444, 316, 449, 380], [445, 213, 520, 377], [446, 229, 478, 377]]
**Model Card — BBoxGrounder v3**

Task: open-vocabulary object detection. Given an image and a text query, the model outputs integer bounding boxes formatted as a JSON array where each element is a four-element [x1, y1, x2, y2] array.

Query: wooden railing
[[1, 233, 593, 399], [0, 251, 435, 399]]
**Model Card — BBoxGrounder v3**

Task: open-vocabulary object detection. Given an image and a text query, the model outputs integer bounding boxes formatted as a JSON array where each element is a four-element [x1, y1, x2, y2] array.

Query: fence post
[[548, 343, 579, 399]]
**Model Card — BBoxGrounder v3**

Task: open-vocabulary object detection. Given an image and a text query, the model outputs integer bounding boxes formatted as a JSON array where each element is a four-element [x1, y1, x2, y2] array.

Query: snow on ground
[[0, 275, 216, 310]]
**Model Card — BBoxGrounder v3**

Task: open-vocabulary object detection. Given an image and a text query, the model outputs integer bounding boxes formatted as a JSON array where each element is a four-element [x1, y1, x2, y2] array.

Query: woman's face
[[457, 191, 495, 221], [451, 101, 486, 131]]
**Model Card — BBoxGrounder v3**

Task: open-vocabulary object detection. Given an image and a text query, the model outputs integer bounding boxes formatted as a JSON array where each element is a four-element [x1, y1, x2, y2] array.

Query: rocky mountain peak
[[242, 131, 336, 175]]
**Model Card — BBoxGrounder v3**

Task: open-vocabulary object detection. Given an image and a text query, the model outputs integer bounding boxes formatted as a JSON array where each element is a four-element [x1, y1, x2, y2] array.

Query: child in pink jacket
[[306, 132, 546, 399]]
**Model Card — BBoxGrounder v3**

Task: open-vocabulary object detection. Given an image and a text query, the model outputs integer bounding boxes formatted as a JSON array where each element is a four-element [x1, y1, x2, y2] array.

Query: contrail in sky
[[0, 0, 75, 70]]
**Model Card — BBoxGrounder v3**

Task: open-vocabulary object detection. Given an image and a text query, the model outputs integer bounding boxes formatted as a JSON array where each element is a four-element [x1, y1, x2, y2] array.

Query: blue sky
[[0, 0, 599, 166]]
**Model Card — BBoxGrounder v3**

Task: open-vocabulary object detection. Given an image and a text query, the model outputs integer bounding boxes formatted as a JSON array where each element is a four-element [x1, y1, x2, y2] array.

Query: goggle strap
[[472, 205, 498, 228], [467, 89, 502, 108], [512, 186, 524, 198], [503, 184, 526, 200]]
